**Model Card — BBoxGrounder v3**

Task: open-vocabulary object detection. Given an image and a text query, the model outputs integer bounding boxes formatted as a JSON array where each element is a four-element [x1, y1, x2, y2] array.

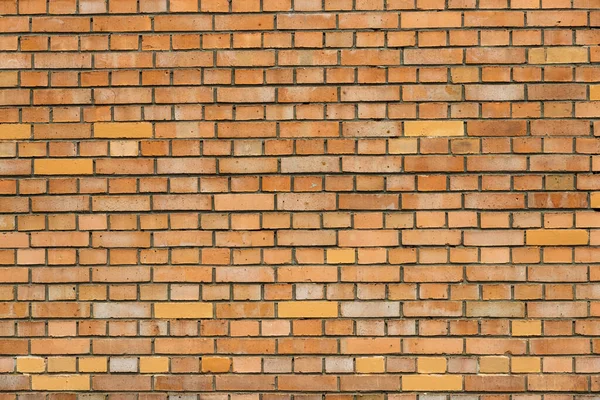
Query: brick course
[[0, 0, 599, 396]]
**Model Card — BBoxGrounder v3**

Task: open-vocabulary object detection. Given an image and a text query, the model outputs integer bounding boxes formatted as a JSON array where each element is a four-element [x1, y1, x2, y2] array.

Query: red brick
[[404, 49, 463, 65], [92, 375, 151, 391], [465, 376, 526, 392], [467, 120, 527, 136], [527, 11, 588, 26], [528, 375, 588, 391], [402, 12, 461, 28], [214, 194, 275, 211], [93, 16, 151, 32], [0, 375, 29, 391], [277, 14, 336, 30], [153, 375, 212, 391], [277, 193, 336, 210]]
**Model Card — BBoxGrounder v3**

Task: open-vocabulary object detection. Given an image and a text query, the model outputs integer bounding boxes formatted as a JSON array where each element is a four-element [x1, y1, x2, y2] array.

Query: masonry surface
[[0, 0, 599, 397]]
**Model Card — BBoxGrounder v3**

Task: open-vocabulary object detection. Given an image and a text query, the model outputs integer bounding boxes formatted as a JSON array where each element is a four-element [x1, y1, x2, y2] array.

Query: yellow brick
[[154, 302, 213, 319], [479, 356, 509, 373], [140, 357, 169, 373], [202, 356, 231, 373], [47, 357, 77, 372], [402, 375, 462, 391], [526, 229, 588, 246], [0, 124, 31, 140], [78, 357, 107, 373], [17, 357, 45, 373], [417, 357, 447, 373], [32, 375, 90, 391], [591, 86, 600, 101], [591, 193, 600, 209], [527, 48, 545, 64], [34, 159, 93, 175], [404, 121, 464, 137], [512, 357, 541, 373], [512, 320, 542, 336], [326, 248, 355, 264], [277, 301, 338, 318], [94, 122, 152, 138], [356, 357, 385, 373], [528, 47, 588, 64]]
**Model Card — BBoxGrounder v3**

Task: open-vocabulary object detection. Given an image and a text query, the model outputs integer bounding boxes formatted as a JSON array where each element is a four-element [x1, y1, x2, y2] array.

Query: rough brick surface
[[0, 0, 598, 397]]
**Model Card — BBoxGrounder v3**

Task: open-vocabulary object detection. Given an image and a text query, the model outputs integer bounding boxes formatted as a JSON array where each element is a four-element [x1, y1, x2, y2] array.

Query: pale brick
[[154, 302, 213, 319], [94, 122, 152, 139], [402, 375, 462, 391]]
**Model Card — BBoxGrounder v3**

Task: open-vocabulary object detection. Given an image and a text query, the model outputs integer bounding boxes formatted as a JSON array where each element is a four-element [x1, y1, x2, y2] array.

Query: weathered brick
[[0, 375, 30, 391]]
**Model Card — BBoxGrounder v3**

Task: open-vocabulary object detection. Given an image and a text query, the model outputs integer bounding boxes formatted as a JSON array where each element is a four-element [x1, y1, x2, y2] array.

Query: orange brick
[[0, 124, 30, 139], [356, 357, 385, 373], [591, 192, 600, 208], [479, 356, 509, 373], [94, 122, 152, 139], [139, 357, 169, 373], [417, 357, 447, 373], [278, 301, 338, 318], [202, 357, 231, 373], [512, 320, 542, 336], [591, 85, 600, 101], [34, 159, 93, 175], [79, 357, 108, 373], [17, 357, 45, 373], [526, 229, 589, 246], [512, 357, 541, 373], [31, 375, 90, 391]]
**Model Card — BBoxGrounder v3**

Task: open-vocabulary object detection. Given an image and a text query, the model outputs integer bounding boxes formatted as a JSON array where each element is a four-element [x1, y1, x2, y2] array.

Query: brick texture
[[0, 0, 598, 397]]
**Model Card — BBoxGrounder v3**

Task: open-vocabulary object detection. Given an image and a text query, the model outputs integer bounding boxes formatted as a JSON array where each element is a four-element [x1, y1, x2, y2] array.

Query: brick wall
[[0, 0, 599, 396]]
